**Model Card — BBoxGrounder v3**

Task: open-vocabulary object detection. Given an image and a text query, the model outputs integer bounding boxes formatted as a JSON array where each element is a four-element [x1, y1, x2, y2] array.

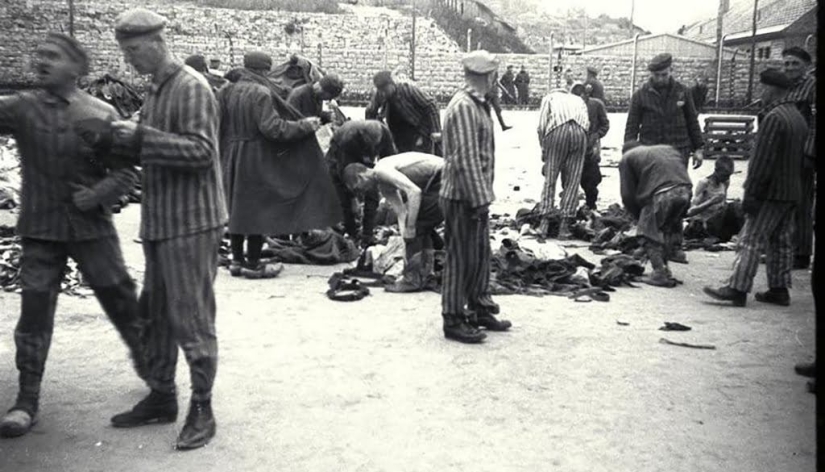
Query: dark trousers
[[140, 228, 222, 401], [229, 234, 263, 267], [580, 142, 602, 209], [330, 169, 379, 240], [729, 201, 795, 293], [439, 198, 496, 316], [13, 236, 142, 416], [638, 186, 691, 273], [795, 169, 815, 258]]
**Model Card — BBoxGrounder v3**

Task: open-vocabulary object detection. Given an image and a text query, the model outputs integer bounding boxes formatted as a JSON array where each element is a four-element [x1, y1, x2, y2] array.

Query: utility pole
[[68, 0, 75, 37], [629, 0, 635, 37], [746, 0, 758, 103], [411, 0, 417, 80]]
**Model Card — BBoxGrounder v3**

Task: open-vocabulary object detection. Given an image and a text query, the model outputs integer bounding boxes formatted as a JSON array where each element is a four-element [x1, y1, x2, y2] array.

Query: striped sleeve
[[744, 113, 782, 199], [446, 101, 493, 208], [139, 79, 218, 170], [409, 85, 441, 133], [537, 95, 551, 142]]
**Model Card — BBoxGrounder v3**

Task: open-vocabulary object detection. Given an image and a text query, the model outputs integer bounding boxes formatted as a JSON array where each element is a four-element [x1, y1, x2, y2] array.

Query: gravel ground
[[0, 110, 815, 472]]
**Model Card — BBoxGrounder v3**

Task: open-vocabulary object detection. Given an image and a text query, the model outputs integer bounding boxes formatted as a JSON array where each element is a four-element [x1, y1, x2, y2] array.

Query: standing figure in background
[[536, 84, 589, 239], [690, 76, 709, 113], [370, 71, 441, 155], [184, 54, 226, 93], [489, 71, 512, 131], [572, 82, 610, 210], [584, 66, 605, 102], [515, 66, 530, 105], [286, 73, 345, 125], [500, 65, 517, 105], [440, 50, 511, 344], [782, 46, 816, 270]]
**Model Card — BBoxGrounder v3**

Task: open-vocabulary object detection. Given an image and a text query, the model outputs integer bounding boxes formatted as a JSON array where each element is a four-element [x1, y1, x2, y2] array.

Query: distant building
[[579, 33, 736, 59], [682, 0, 817, 60]]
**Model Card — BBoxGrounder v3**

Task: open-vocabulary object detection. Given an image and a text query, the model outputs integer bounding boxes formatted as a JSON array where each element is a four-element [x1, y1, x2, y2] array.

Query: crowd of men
[[0, 4, 817, 450]]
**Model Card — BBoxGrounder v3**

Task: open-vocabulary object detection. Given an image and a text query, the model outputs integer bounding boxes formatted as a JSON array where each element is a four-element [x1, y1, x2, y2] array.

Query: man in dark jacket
[[286, 73, 344, 125], [624, 53, 704, 170], [690, 76, 709, 113], [572, 83, 610, 210], [782, 46, 816, 270], [619, 143, 692, 287], [515, 66, 530, 105], [500, 65, 517, 104], [704, 69, 808, 307], [0, 32, 147, 439], [370, 71, 441, 155], [584, 66, 605, 102], [184, 54, 227, 93], [326, 120, 398, 245]]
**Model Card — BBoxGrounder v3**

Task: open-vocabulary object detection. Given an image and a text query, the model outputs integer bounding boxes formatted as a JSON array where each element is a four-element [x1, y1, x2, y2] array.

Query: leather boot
[[442, 315, 486, 344], [111, 389, 178, 428], [754, 288, 790, 306], [94, 279, 149, 381], [470, 313, 512, 331], [703, 285, 747, 307], [175, 399, 217, 451]]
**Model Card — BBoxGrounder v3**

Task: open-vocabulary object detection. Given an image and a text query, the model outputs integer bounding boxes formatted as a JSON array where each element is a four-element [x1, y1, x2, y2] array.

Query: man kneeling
[[343, 152, 443, 292]]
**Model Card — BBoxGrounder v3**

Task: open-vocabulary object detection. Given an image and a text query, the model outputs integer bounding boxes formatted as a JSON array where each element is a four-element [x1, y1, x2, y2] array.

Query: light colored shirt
[[537, 90, 589, 139]]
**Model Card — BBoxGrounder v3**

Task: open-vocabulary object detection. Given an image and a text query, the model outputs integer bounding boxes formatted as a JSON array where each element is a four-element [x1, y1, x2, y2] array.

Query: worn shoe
[[175, 400, 216, 451], [241, 262, 284, 279], [0, 410, 36, 438], [795, 362, 816, 378], [470, 313, 512, 331], [703, 285, 747, 307], [111, 390, 178, 428], [668, 250, 688, 264], [384, 278, 423, 293], [640, 272, 677, 288], [443, 316, 487, 344], [754, 288, 790, 307], [228, 262, 243, 277], [793, 256, 811, 270]]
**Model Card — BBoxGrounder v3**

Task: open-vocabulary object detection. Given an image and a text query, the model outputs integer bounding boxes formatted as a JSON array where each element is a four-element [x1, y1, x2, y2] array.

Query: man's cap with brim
[[760, 68, 793, 89], [462, 50, 499, 74], [115, 8, 167, 41], [244, 51, 272, 71], [781, 46, 812, 63], [648, 53, 673, 72]]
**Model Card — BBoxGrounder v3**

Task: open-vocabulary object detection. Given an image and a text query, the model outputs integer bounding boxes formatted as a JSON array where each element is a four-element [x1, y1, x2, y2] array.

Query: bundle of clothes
[[218, 229, 360, 268], [0, 225, 91, 297]]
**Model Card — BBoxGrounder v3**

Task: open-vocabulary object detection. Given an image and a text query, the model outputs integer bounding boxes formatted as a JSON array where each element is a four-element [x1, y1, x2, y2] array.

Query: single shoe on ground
[[668, 250, 688, 264], [175, 400, 216, 451], [640, 272, 677, 288], [795, 361, 816, 378], [228, 261, 243, 277], [793, 255, 811, 270], [702, 285, 747, 307], [754, 288, 790, 307], [470, 313, 512, 331], [0, 410, 36, 438], [241, 262, 284, 279], [111, 390, 178, 428], [384, 277, 423, 293], [443, 316, 487, 344]]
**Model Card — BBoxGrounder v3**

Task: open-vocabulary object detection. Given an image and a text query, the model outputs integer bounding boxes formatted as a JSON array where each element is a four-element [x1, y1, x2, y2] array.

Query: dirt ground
[[0, 110, 815, 472]]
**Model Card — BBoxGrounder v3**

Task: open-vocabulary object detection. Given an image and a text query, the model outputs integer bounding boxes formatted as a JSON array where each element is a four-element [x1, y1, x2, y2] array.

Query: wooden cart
[[702, 116, 756, 160]]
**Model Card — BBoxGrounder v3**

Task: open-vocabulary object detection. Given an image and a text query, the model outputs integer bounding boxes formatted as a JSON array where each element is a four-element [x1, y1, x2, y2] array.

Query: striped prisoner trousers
[[539, 122, 587, 221], [728, 202, 795, 293], [140, 227, 222, 401], [440, 198, 497, 317], [794, 170, 815, 258]]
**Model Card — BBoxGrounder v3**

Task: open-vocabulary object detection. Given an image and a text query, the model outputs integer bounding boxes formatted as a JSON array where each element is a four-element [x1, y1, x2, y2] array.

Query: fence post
[[630, 33, 641, 100], [466, 29, 472, 52]]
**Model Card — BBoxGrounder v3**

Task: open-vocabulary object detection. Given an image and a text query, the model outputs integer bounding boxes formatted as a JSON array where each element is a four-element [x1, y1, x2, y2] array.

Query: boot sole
[[111, 414, 178, 428], [444, 332, 487, 343], [702, 288, 746, 307]]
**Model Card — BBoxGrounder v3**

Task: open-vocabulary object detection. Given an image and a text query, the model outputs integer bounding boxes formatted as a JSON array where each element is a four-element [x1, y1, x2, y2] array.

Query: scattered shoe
[[111, 390, 178, 428], [702, 285, 746, 307], [640, 273, 677, 288], [0, 410, 36, 438], [795, 361, 816, 378], [241, 262, 284, 279], [443, 316, 487, 344], [754, 289, 790, 307], [175, 399, 216, 451]]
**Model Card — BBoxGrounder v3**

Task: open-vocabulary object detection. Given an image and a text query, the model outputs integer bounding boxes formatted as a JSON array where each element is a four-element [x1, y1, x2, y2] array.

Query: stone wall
[[0, 0, 794, 107]]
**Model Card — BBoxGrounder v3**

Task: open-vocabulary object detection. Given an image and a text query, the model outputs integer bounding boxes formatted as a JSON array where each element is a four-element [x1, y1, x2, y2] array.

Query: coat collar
[[149, 60, 183, 93]]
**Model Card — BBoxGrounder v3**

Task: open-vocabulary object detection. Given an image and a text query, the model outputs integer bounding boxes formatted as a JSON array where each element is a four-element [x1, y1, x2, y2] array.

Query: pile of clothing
[[218, 229, 360, 268], [0, 225, 91, 297], [83, 74, 144, 119], [683, 201, 745, 252]]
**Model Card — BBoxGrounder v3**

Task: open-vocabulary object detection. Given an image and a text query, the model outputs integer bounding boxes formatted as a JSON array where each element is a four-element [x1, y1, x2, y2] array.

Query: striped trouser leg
[[140, 240, 178, 395], [440, 198, 470, 316], [467, 210, 496, 311], [794, 171, 815, 258], [766, 205, 796, 289], [728, 202, 794, 293], [558, 126, 587, 218], [538, 126, 569, 221], [155, 228, 222, 401]]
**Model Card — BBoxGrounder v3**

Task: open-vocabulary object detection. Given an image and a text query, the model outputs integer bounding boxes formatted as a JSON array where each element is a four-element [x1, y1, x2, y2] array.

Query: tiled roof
[[682, 0, 816, 41]]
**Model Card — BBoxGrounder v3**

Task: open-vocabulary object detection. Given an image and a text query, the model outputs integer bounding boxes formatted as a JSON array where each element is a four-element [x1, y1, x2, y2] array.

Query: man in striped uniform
[[440, 50, 511, 344], [105, 9, 228, 451], [781, 47, 816, 270], [536, 84, 590, 238], [0, 33, 147, 439], [369, 71, 442, 156], [704, 69, 808, 307]]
